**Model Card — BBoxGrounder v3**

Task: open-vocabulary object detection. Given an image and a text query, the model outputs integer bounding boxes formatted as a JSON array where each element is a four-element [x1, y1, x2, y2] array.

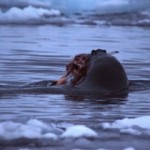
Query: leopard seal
[[47, 49, 128, 96], [0, 49, 129, 97]]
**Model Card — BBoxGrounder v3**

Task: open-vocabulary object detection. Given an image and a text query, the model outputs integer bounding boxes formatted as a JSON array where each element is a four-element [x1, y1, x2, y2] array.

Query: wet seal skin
[[76, 49, 129, 96]]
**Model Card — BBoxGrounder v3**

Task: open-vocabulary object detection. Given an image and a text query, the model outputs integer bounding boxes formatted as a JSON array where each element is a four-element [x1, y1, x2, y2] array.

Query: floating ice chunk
[[102, 116, 150, 135], [43, 133, 58, 140], [123, 147, 135, 150], [27, 119, 50, 130], [97, 148, 111, 150], [97, 147, 135, 150], [0, 119, 99, 140], [61, 125, 98, 138], [0, 121, 43, 139], [120, 128, 141, 135], [0, 119, 52, 140], [18, 123, 42, 139], [103, 116, 150, 129], [19, 148, 30, 150], [0, 121, 22, 139]]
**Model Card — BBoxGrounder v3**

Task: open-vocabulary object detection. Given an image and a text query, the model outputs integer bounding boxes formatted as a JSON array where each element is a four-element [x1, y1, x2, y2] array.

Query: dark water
[[0, 25, 150, 150]]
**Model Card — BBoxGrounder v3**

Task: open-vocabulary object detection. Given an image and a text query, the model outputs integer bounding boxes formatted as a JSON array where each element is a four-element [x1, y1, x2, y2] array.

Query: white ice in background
[[0, 0, 51, 8], [61, 125, 98, 138], [100, 0, 128, 6], [19, 148, 30, 150], [96, 0, 129, 14], [96, 0, 150, 14], [0, 0, 150, 25], [0, 119, 98, 140], [102, 116, 150, 135], [49, 0, 150, 14], [0, 6, 61, 24]]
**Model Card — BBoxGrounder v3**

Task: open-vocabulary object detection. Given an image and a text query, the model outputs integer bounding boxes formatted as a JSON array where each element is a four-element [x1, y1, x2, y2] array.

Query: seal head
[[76, 49, 129, 95]]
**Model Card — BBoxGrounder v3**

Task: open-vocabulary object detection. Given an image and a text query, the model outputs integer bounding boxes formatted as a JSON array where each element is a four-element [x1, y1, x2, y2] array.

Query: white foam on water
[[102, 116, 150, 135], [61, 125, 98, 138]]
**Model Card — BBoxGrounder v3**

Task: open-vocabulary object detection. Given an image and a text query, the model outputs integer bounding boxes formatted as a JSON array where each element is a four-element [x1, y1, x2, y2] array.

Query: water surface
[[0, 25, 150, 150]]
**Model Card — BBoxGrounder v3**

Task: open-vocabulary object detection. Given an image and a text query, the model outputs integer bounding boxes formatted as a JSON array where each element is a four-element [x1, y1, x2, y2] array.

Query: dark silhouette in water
[[0, 49, 131, 97], [0, 49, 149, 98], [75, 49, 129, 95]]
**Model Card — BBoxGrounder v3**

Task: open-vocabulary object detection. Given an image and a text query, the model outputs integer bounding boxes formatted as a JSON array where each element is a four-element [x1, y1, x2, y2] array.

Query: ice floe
[[102, 115, 150, 135], [0, 6, 63, 25], [0, 119, 52, 140], [0, 119, 98, 141], [61, 125, 98, 138]]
